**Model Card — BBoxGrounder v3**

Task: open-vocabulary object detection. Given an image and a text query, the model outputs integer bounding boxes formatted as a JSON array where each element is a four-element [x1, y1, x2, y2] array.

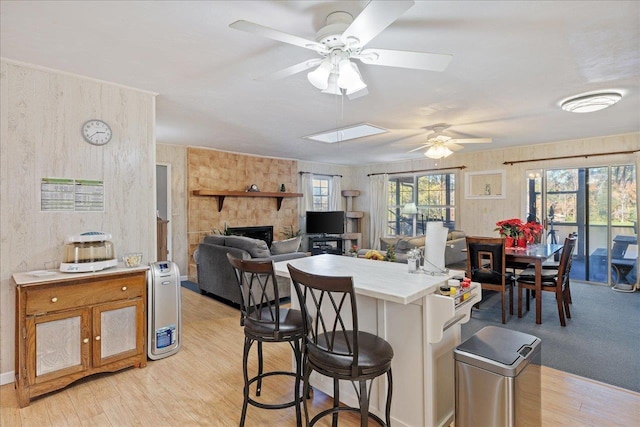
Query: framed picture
[[465, 170, 506, 199]]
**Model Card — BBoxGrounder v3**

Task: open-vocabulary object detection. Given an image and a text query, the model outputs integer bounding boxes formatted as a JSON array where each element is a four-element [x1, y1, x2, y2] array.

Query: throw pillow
[[395, 239, 412, 253], [271, 236, 301, 255], [407, 235, 426, 248], [225, 235, 271, 258], [379, 237, 399, 251], [448, 230, 466, 240]]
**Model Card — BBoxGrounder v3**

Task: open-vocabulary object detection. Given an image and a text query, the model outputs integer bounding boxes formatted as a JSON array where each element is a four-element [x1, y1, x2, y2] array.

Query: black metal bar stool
[[287, 264, 394, 427], [227, 254, 305, 426]]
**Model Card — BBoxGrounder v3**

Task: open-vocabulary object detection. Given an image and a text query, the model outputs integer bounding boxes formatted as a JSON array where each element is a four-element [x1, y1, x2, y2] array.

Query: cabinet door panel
[[93, 299, 144, 367], [27, 308, 91, 384]]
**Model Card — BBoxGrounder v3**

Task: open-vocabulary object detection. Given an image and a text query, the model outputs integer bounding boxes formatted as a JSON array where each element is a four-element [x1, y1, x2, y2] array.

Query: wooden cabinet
[[13, 267, 148, 407]]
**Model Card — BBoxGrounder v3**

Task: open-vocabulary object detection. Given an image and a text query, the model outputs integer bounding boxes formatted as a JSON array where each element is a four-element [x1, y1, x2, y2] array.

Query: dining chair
[[227, 254, 305, 426], [465, 236, 515, 324], [540, 232, 577, 303], [516, 235, 577, 326], [287, 264, 394, 427]]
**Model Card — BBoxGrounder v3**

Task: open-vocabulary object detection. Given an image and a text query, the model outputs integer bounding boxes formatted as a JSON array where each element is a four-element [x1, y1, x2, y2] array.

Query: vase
[[516, 237, 527, 248], [505, 237, 515, 247]]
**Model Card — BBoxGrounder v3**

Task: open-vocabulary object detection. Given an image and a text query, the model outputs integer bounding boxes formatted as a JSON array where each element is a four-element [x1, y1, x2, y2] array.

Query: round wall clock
[[82, 120, 112, 145]]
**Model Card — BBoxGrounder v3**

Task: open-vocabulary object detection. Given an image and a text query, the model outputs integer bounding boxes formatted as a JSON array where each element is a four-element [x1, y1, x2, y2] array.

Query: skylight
[[303, 123, 388, 144]]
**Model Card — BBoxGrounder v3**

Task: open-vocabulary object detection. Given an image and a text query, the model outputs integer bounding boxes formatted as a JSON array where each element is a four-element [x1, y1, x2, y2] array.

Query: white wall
[[0, 60, 156, 383]]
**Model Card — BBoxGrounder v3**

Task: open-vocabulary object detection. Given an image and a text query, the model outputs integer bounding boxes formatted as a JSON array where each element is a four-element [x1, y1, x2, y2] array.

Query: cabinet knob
[[121, 286, 127, 291], [83, 338, 89, 344], [51, 297, 58, 303], [95, 336, 101, 341]]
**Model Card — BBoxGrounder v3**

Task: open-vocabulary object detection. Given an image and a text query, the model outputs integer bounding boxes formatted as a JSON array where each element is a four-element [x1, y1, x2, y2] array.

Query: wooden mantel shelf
[[192, 190, 303, 212]]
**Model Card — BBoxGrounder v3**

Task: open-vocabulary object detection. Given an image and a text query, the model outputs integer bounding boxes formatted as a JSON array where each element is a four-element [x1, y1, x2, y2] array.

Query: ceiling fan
[[407, 125, 492, 159], [229, 0, 452, 97]]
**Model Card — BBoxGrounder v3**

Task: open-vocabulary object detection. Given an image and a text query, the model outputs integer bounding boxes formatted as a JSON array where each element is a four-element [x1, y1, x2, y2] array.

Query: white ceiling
[[1, 1, 639, 165]]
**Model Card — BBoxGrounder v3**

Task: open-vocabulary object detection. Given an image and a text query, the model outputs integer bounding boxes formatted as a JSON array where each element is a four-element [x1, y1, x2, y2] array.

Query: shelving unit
[[341, 190, 363, 249], [308, 236, 343, 255], [192, 189, 302, 212]]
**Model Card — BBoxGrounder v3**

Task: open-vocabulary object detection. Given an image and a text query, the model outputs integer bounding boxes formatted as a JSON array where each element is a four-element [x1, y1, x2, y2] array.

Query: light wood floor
[[2, 286, 639, 426]]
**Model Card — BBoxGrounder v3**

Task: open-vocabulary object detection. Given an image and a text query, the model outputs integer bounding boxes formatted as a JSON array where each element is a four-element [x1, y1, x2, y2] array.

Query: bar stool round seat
[[309, 332, 393, 377], [243, 307, 306, 340]]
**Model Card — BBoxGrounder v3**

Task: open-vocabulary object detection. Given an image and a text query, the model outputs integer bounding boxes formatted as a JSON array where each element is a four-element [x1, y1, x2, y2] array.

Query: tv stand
[[309, 235, 343, 256]]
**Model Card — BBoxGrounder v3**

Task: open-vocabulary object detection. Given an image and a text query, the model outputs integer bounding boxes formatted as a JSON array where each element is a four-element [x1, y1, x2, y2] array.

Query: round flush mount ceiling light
[[560, 92, 622, 113]]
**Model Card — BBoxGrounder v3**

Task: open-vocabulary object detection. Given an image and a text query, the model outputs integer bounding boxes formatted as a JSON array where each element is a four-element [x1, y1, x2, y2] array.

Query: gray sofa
[[357, 231, 467, 266], [194, 234, 307, 306]]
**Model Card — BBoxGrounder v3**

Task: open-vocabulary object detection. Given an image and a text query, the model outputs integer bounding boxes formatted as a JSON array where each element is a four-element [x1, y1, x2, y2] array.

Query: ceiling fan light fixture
[[307, 60, 333, 90], [343, 62, 367, 94], [337, 59, 365, 90], [560, 92, 622, 113], [321, 73, 342, 95], [424, 144, 453, 159]]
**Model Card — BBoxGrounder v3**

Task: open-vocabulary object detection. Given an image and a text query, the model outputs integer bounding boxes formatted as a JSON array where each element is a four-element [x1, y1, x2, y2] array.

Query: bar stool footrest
[[246, 371, 303, 410]]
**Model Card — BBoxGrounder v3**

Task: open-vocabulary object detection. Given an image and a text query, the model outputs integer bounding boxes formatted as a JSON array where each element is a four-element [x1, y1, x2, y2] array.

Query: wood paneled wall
[[0, 60, 156, 380], [187, 147, 299, 280]]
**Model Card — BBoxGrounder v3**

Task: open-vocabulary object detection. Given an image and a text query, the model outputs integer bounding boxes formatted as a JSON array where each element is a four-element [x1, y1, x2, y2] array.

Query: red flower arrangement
[[521, 221, 543, 244], [495, 219, 543, 244], [494, 218, 524, 238]]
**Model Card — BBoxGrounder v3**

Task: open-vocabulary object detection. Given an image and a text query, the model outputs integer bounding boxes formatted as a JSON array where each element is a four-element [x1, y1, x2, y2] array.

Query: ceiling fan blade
[[449, 138, 493, 144], [447, 142, 465, 152], [255, 59, 323, 81], [408, 144, 431, 153], [347, 87, 369, 100], [358, 48, 453, 72], [229, 20, 328, 54], [341, 0, 414, 47]]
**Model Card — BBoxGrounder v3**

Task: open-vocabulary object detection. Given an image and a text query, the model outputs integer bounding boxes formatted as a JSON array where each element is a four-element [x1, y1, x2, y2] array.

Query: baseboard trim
[[1, 370, 15, 386]]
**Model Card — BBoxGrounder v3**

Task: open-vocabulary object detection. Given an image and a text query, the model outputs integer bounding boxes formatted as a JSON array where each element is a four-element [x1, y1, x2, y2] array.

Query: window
[[312, 177, 330, 211], [387, 173, 456, 236]]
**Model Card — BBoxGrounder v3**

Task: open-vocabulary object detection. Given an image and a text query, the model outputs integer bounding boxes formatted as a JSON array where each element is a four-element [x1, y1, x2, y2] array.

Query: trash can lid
[[454, 326, 541, 376]]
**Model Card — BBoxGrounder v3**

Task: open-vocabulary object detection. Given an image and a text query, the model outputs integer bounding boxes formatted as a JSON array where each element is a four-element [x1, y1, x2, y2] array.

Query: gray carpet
[[461, 282, 640, 392]]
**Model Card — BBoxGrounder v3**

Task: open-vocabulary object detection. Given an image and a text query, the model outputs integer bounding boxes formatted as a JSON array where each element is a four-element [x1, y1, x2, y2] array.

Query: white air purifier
[[147, 261, 181, 360]]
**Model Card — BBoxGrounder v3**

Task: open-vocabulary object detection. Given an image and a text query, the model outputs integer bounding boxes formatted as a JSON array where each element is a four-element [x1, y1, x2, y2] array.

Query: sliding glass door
[[526, 164, 637, 287]]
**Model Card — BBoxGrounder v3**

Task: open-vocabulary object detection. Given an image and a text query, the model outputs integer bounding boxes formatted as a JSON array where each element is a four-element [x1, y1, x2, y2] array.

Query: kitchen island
[[274, 254, 480, 427]]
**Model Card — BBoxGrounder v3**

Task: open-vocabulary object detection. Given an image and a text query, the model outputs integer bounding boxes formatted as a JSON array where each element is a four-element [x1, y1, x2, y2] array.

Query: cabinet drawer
[[25, 274, 145, 315]]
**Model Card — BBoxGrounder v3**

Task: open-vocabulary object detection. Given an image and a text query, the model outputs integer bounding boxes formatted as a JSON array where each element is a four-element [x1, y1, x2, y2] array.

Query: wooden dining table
[[506, 243, 564, 324]]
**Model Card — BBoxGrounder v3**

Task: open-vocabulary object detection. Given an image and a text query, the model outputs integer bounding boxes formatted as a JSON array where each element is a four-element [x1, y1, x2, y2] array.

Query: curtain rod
[[504, 149, 639, 165], [367, 165, 466, 177], [299, 171, 343, 177]]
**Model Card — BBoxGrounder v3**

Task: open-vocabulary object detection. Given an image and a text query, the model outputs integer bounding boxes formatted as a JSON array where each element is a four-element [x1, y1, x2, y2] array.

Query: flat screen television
[[306, 211, 345, 235]]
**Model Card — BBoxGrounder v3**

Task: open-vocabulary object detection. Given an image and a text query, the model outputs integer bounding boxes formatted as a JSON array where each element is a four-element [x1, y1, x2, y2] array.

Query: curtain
[[329, 175, 342, 211], [369, 174, 388, 250], [300, 173, 314, 233]]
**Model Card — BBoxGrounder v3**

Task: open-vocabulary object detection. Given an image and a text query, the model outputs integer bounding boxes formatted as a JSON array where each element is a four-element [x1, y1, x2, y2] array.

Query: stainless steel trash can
[[454, 326, 541, 427]]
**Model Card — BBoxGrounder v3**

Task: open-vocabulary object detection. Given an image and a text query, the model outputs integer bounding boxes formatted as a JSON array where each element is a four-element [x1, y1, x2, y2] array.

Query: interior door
[[156, 163, 172, 260]]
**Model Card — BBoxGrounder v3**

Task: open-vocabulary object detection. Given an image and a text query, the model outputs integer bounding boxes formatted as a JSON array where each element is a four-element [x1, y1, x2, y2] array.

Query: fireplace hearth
[[226, 226, 274, 247]]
